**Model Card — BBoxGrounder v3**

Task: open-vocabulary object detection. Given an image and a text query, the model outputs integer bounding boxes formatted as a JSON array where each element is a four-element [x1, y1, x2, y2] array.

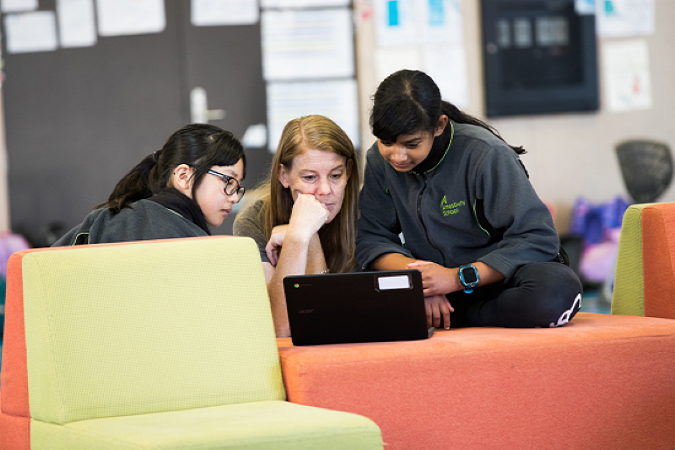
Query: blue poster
[[388, 0, 399, 26]]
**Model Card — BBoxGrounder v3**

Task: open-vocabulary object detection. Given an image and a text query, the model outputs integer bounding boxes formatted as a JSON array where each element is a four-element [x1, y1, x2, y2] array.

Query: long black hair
[[370, 70, 525, 155], [100, 123, 246, 213]]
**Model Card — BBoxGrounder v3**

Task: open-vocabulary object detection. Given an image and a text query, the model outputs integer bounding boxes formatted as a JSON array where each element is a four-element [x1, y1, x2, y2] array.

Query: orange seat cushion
[[278, 312, 675, 449]]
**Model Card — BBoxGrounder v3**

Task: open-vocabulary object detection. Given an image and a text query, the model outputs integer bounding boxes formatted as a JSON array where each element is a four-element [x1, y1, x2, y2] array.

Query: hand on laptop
[[407, 260, 460, 296]]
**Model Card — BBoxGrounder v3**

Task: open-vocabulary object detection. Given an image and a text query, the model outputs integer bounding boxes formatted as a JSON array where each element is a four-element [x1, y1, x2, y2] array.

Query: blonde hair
[[248, 115, 360, 273]]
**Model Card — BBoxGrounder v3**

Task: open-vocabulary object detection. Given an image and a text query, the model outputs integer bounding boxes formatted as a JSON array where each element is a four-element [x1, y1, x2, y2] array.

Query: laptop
[[283, 269, 434, 346]]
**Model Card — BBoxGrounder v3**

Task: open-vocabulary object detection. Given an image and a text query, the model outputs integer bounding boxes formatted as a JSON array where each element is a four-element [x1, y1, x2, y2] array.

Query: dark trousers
[[447, 262, 583, 328]]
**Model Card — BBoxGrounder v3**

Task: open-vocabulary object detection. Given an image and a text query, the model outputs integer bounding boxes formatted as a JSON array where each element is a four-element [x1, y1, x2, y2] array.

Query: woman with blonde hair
[[234, 115, 360, 337]]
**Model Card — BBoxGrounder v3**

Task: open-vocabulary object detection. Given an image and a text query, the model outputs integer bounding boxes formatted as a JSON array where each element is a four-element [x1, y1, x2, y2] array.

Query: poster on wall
[[424, 45, 469, 108], [374, 46, 421, 82], [575, 0, 595, 15], [266, 79, 359, 152], [374, 45, 469, 108], [261, 8, 354, 80], [191, 0, 259, 26], [261, 0, 350, 8], [4, 11, 58, 53], [57, 0, 97, 48], [374, 0, 463, 46], [372, 0, 469, 107], [373, 0, 417, 46], [1, 0, 37, 13], [602, 39, 652, 112], [96, 0, 165, 36], [419, 0, 462, 44], [596, 0, 654, 37]]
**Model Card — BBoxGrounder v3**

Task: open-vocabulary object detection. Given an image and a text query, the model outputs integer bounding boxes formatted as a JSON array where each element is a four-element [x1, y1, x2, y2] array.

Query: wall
[[0, 90, 9, 232], [0, 1, 672, 234], [355, 0, 675, 233]]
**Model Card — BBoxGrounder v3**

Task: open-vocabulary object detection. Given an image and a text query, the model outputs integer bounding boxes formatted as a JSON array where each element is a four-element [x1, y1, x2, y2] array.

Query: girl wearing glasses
[[234, 115, 359, 337], [54, 123, 246, 246]]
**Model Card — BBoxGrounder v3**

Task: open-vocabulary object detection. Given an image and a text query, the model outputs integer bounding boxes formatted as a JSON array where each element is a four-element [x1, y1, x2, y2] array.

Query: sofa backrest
[[613, 202, 675, 318], [3, 236, 285, 426], [612, 205, 649, 316]]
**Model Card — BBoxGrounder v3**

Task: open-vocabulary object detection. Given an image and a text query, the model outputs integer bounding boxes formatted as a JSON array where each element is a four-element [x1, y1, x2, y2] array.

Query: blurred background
[[0, 0, 672, 309]]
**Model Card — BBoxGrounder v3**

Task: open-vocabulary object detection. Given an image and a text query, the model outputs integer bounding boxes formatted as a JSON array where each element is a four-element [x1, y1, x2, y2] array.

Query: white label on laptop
[[377, 275, 411, 290]]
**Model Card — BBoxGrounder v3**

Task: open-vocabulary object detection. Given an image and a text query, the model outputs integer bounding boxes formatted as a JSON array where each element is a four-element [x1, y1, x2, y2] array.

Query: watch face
[[461, 267, 478, 284]]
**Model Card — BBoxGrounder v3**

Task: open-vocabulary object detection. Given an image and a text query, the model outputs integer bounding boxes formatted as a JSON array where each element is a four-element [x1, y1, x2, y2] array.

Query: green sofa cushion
[[31, 401, 383, 450]]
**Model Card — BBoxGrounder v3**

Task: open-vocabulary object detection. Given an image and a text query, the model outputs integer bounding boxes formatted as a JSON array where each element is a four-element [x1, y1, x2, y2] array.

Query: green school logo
[[441, 196, 465, 217]]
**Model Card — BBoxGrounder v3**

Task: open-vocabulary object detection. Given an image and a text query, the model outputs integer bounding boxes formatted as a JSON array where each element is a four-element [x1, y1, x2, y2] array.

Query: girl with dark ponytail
[[54, 123, 246, 246], [356, 69, 582, 330]]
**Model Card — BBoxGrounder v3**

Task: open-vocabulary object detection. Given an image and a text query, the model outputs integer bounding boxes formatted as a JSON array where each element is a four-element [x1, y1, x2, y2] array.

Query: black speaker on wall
[[481, 0, 599, 117]]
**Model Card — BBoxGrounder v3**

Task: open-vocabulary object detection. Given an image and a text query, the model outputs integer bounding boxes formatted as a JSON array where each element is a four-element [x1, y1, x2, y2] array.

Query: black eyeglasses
[[207, 169, 245, 200]]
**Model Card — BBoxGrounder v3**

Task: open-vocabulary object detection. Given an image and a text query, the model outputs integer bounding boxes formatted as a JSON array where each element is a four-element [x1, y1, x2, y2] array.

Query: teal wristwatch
[[458, 264, 479, 294]]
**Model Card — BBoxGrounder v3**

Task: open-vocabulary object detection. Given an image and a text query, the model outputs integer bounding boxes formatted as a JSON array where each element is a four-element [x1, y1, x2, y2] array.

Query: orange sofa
[[276, 202, 675, 449], [277, 313, 675, 449]]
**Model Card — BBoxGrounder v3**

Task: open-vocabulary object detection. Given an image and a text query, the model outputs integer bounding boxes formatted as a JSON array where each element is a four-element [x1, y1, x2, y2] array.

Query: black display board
[[481, 0, 599, 117]]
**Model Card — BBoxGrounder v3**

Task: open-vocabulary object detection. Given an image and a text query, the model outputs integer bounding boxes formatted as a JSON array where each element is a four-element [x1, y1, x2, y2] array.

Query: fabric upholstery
[[22, 237, 284, 424], [1, 247, 30, 416], [612, 202, 675, 318], [31, 401, 383, 450], [1, 236, 383, 449], [0, 244, 32, 450], [0, 398, 30, 450], [612, 204, 650, 315], [641, 203, 675, 318], [278, 312, 675, 450]]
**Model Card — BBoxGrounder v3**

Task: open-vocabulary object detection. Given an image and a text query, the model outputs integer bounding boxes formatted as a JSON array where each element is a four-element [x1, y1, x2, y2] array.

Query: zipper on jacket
[[416, 174, 445, 265], [416, 177, 425, 223]]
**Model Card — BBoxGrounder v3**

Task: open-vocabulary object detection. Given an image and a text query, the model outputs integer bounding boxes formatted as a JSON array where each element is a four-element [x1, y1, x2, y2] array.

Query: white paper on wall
[[374, 46, 422, 84], [266, 79, 359, 152], [374, 0, 417, 47], [596, 0, 654, 37], [419, 0, 462, 44], [261, 8, 354, 80], [1, 0, 37, 13], [602, 39, 652, 112], [191, 0, 259, 26], [424, 44, 469, 108], [375, 0, 463, 47], [4, 11, 58, 53], [372, 0, 468, 108], [96, 0, 166, 37], [261, 0, 350, 8], [575, 0, 596, 15], [57, 0, 97, 48]]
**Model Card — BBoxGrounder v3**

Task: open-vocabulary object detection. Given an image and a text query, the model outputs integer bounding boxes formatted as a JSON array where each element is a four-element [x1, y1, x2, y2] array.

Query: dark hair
[[370, 70, 525, 155], [101, 123, 246, 213]]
